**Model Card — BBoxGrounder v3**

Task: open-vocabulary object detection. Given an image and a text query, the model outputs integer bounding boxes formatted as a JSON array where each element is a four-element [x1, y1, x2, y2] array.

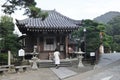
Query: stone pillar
[[32, 57, 38, 70], [8, 50, 11, 65]]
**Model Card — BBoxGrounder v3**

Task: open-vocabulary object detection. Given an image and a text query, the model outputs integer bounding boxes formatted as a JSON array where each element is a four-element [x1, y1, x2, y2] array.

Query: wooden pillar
[[23, 38, 25, 47], [37, 36, 40, 52], [65, 35, 69, 58], [35, 35, 40, 59]]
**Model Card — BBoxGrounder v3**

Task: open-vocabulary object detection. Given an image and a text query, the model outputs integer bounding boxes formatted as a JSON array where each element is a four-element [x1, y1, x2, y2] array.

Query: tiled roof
[[16, 10, 81, 30]]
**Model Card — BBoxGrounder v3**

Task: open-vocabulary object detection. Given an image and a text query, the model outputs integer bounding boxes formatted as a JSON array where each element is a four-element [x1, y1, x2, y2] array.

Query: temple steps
[[37, 58, 77, 68]]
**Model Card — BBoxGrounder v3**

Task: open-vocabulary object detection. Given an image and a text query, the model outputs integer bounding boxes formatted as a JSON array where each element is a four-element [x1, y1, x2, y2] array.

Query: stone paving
[[64, 53, 120, 80], [50, 67, 77, 79], [81, 60, 120, 80], [94, 53, 120, 69]]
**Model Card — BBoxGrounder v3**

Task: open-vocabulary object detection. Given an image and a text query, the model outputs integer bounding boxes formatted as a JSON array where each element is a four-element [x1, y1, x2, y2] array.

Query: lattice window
[[44, 37, 56, 51]]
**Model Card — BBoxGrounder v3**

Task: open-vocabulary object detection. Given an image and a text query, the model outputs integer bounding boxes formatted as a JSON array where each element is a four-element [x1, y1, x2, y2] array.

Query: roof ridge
[[49, 10, 81, 25]]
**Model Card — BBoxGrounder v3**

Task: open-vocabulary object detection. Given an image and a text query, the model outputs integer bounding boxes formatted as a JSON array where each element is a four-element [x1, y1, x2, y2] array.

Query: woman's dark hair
[[55, 48, 59, 51]]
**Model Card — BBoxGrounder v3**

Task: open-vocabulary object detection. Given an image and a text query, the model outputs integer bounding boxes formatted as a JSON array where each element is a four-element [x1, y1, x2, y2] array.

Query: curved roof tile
[[16, 10, 81, 29]]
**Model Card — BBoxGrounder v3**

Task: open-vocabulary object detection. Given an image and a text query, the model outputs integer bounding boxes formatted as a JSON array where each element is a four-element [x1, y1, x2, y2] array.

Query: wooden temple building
[[16, 10, 81, 59]]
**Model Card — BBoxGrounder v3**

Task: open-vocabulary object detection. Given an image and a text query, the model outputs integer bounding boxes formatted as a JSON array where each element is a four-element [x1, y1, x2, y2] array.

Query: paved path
[[64, 53, 120, 80], [94, 53, 120, 69], [82, 59, 120, 80], [50, 67, 77, 79]]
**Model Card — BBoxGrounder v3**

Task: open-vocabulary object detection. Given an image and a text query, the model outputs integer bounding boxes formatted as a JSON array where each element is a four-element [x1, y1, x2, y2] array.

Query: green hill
[[93, 11, 120, 24]]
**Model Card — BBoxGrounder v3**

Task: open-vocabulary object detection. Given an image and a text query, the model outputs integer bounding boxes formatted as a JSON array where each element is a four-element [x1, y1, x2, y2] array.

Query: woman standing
[[53, 48, 60, 69]]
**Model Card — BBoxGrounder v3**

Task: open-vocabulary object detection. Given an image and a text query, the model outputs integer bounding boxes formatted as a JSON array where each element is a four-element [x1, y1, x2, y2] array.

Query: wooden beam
[[65, 35, 69, 58]]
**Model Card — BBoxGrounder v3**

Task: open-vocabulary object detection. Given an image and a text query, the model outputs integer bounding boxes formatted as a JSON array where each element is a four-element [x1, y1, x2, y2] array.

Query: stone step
[[38, 62, 71, 68], [37, 59, 77, 68]]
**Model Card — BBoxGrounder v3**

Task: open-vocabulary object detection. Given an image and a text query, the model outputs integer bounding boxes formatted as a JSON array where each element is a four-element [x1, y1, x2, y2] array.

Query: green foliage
[[72, 19, 113, 53], [105, 24, 113, 36], [97, 24, 105, 32], [0, 53, 8, 65], [24, 6, 48, 19], [2, 0, 48, 19], [106, 15, 120, 51], [85, 26, 100, 52], [26, 6, 41, 18], [102, 34, 113, 52], [94, 11, 120, 24], [0, 16, 14, 36], [0, 16, 20, 54], [2, 0, 36, 15], [112, 43, 120, 52], [107, 15, 120, 35], [114, 35, 120, 43]]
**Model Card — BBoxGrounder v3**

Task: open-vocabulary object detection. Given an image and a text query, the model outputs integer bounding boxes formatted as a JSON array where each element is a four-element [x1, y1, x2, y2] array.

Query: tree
[[72, 19, 112, 54], [106, 15, 120, 52], [0, 16, 21, 64], [72, 20, 100, 53], [1, 0, 48, 19], [0, 15, 20, 54]]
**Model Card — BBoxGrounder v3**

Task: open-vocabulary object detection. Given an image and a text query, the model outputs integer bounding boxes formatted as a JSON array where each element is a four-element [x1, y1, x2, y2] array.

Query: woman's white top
[[54, 51, 60, 64]]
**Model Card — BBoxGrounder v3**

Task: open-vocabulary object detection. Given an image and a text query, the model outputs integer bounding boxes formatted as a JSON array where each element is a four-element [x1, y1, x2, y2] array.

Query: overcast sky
[[0, 0, 120, 35], [1, 0, 120, 20]]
